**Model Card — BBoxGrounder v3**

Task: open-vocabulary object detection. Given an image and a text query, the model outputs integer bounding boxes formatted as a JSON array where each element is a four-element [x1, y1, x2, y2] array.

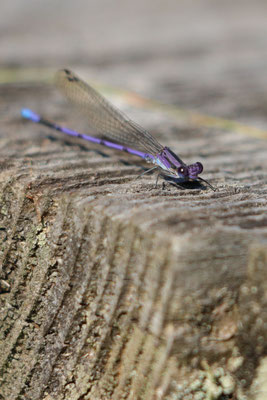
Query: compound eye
[[196, 162, 203, 174], [178, 166, 189, 177]]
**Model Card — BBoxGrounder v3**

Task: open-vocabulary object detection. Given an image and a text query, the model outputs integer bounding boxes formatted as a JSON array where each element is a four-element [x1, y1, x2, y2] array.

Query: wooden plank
[[0, 80, 267, 400]]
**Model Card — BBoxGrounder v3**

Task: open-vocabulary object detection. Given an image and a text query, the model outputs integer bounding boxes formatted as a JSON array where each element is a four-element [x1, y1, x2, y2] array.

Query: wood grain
[[0, 81, 267, 400]]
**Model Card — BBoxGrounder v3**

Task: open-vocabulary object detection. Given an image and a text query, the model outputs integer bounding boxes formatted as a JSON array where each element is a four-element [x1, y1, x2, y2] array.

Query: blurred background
[[1, 0, 267, 129]]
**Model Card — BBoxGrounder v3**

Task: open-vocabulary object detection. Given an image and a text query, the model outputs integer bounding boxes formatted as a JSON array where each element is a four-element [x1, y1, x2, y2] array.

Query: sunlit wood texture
[[1, 80, 267, 400]]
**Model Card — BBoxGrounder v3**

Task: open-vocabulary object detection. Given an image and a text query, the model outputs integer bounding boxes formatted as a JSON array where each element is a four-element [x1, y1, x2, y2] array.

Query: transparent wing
[[55, 69, 163, 155]]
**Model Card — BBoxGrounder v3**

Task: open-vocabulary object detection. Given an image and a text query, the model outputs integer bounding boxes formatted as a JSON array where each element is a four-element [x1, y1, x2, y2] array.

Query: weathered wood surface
[[1, 1, 267, 399], [1, 80, 267, 400]]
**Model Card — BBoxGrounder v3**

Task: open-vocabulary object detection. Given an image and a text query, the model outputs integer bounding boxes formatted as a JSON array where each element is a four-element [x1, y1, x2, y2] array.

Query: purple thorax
[[156, 147, 203, 180]]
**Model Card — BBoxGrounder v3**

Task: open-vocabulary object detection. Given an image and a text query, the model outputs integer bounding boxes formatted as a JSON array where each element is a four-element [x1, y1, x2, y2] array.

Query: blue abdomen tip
[[21, 108, 40, 122]]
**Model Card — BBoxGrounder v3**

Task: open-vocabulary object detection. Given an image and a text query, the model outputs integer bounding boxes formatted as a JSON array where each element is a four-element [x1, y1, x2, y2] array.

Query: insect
[[21, 69, 215, 190]]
